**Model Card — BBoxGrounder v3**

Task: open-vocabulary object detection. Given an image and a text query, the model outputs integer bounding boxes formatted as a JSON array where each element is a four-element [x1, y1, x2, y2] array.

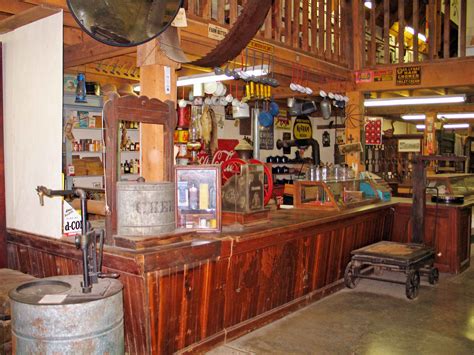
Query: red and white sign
[[365, 118, 383, 145]]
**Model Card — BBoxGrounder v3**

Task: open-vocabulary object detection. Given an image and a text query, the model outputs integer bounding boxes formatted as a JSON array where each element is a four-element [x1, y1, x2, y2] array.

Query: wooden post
[[460, 0, 467, 57], [411, 155, 426, 244], [383, 0, 390, 64], [398, 0, 405, 63], [423, 112, 436, 155], [413, 0, 419, 62], [345, 91, 364, 172], [137, 39, 180, 182], [443, 0, 451, 59], [351, 0, 364, 70]]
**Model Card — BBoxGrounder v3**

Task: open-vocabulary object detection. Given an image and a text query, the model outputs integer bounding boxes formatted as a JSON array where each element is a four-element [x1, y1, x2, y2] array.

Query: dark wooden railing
[[185, 0, 351, 68], [362, 0, 471, 67]]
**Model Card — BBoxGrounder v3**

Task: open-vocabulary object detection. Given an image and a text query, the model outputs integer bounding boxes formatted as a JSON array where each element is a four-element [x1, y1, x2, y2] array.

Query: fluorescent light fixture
[[404, 26, 427, 42], [416, 123, 469, 130], [401, 114, 426, 120], [444, 123, 469, 129], [364, 95, 466, 107], [403, 113, 474, 121], [364, 1, 372, 9], [437, 113, 474, 119], [177, 65, 268, 87]]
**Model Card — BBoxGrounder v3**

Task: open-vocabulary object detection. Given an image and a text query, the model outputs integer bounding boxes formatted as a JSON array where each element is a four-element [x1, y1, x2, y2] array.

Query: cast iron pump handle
[[35, 186, 119, 293]]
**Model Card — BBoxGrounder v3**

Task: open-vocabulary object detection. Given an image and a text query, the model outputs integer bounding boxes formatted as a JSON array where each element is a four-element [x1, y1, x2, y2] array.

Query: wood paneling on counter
[[8, 205, 395, 354], [391, 202, 471, 274]]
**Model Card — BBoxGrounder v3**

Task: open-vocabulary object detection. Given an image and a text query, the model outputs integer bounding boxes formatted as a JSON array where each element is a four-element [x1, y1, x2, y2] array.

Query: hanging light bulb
[[75, 73, 87, 103], [364, 1, 373, 9]]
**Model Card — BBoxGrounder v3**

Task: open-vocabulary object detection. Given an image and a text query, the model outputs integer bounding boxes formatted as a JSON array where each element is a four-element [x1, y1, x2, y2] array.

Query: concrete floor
[[208, 248, 474, 355]]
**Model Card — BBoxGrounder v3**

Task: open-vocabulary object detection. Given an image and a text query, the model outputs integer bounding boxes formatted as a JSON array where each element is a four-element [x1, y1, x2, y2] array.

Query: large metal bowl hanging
[[66, 0, 183, 47]]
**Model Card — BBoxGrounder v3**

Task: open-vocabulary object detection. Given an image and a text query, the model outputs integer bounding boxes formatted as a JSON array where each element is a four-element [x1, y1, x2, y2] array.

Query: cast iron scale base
[[344, 241, 439, 299], [344, 155, 464, 300]]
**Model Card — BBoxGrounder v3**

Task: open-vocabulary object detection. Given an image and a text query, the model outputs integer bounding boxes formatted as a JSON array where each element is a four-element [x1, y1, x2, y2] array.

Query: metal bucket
[[9, 275, 124, 354], [117, 181, 175, 236]]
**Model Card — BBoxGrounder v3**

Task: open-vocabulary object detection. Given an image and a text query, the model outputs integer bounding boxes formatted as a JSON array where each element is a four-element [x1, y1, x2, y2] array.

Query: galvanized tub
[[117, 181, 175, 236], [9, 275, 123, 355]]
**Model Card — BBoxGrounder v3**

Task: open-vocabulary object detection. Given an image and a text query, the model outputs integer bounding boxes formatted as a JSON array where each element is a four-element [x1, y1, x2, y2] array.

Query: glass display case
[[222, 164, 265, 213], [175, 165, 221, 232], [294, 179, 382, 211], [426, 174, 474, 197]]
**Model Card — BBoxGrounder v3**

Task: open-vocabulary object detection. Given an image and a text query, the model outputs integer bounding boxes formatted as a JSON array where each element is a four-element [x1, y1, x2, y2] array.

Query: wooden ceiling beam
[[0, 4, 60, 34], [64, 38, 136, 68], [0, 0, 77, 28], [366, 103, 474, 116], [357, 58, 474, 92]]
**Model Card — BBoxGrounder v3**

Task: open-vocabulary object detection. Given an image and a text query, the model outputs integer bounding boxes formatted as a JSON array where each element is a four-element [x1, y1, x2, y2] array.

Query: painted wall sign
[[275, 110, 291, 130], [208, 24, 228, 40], [259, 125, 274, 150], [396, 66, 422, 86], [248, 39, 274, 53], [293, 116, 313, 140], [355, 70, 373, 83], [364, 118, 383, 145], [374, 69, 393, 82]]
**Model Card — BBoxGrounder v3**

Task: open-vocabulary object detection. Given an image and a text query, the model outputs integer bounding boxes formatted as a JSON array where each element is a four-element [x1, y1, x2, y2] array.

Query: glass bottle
[[189, 184, 198, 210]]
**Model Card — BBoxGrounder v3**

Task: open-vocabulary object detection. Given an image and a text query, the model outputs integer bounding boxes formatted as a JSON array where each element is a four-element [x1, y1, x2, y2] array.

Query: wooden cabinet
[[391, 202, 471, 274]]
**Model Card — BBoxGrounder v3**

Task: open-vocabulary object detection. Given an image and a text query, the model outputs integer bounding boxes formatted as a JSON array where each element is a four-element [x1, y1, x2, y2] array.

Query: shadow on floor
[[207, 250, 474, 355]]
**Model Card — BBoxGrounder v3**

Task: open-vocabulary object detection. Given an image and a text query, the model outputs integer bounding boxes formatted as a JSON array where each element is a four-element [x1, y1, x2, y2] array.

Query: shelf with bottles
[[175, 165, 221, 232], [120, 159, 141, 176], [64, 97, 105, 190]]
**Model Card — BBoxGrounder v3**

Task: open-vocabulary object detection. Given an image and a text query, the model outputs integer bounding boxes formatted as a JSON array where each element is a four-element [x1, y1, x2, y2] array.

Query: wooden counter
[[6, 202, 395, 354], [5, 198, 473, 354]]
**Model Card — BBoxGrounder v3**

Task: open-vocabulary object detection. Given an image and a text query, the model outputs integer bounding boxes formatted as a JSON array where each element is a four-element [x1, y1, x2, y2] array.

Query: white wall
[[1, 13, 63, 237], [382, 118, 419, 135], [215, 106, 337, 165]]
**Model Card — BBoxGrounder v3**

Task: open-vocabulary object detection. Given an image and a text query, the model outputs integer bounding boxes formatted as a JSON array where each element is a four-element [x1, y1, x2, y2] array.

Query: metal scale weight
[[344, 156, 464, 299]]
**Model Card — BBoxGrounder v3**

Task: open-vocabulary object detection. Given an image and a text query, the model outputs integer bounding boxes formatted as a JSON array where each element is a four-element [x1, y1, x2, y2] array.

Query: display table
[[5, 199, 471, 354]]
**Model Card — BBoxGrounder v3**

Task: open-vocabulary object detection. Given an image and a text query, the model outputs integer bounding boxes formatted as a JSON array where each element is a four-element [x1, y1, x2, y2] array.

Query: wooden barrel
[[116, 181, 175, 236]]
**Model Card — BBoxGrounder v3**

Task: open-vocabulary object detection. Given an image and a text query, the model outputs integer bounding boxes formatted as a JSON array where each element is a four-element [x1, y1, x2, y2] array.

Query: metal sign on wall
[[396, 66, 422, 86], [293, 116, 313, 140], [259, 126, 274, 150]]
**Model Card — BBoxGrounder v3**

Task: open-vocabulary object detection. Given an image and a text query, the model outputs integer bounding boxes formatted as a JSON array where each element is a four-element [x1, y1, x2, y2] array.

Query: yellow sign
[[396, 66, 422, 86], [248, 39, 274, 54], [293, 116, 313, 140], [208, 24, 228, 41]]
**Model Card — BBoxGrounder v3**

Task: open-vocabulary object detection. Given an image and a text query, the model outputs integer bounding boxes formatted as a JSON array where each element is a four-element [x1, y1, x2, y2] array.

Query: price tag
[[63, 201, 82, 236], [164, 66, 171, 95]]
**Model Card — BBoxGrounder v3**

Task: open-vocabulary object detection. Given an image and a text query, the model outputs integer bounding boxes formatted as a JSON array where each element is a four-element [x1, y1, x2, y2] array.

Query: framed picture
[[63, 74, 77, 93], [398, 139, 421, 153], [339, 142, 363, 155], [175, 165, 221, 232]]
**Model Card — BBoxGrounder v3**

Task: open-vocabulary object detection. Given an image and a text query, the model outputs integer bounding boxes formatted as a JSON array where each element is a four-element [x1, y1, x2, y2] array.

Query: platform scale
[[344, 155, 465, 299]]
